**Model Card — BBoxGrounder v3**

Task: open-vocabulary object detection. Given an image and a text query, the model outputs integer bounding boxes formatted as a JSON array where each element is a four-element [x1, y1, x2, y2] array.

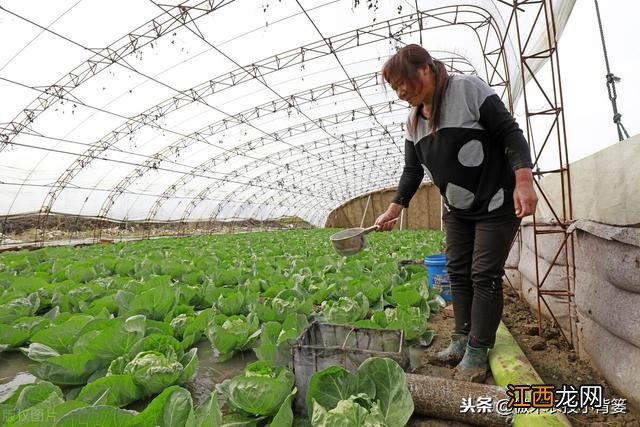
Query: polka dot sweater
[[392, 73, 533, 219]]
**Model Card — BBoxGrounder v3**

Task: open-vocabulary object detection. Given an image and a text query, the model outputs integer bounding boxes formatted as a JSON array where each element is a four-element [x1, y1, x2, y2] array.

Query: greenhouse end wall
[[508, 134, 640, 409], [325, 183, 441, 230]]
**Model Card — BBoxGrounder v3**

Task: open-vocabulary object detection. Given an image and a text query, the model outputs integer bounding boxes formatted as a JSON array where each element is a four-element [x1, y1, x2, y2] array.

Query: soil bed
[[410, 286, 640, 426]]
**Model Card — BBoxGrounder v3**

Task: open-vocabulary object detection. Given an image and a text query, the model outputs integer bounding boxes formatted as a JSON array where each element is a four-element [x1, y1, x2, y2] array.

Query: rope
[[594, 0, 629, 142]]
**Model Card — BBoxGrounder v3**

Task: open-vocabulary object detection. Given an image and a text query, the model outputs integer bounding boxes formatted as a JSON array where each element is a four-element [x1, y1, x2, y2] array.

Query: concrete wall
[[325, 183, 442, 229], [509, 135, 640, 409]]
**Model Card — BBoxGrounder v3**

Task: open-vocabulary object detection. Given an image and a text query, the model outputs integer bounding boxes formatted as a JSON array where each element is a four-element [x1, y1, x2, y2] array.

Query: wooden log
[[406, 373, 513, 426]]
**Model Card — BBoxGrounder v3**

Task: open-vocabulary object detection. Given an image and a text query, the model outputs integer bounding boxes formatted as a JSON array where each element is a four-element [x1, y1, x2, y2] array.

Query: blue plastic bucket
[[424, 254, 452, 302]]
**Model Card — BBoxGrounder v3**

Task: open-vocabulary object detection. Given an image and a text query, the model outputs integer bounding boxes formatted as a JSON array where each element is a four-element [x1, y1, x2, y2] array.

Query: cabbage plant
[[206, 313, 261, 362], [311, 394, 386, 427], [307, 357, 414, 427], [124, 350, 184, 396], [320, 292, 369, 324], [217, 360, 295, 417]]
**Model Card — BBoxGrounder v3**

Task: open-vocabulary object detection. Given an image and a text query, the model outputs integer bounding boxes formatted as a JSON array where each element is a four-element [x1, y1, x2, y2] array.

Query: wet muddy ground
[[0, 352, 36, 402], [0, 340, 253, 413]]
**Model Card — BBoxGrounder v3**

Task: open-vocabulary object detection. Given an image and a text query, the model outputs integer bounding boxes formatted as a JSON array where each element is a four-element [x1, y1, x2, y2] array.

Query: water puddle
[[0, 351, 36, 402], [187, 341, 256, 406], [1, 340, 255, 408]]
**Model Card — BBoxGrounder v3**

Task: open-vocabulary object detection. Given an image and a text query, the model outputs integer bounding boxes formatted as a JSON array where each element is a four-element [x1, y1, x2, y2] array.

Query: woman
[[375, 44, 538, 382]]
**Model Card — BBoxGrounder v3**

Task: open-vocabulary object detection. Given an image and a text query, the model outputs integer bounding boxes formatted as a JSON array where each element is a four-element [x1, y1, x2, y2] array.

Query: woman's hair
[[382, 44, 450, 135]]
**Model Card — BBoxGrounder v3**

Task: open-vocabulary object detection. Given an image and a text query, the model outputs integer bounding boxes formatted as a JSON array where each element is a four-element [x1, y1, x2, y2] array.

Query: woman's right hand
[[375, 203, 403, 231]]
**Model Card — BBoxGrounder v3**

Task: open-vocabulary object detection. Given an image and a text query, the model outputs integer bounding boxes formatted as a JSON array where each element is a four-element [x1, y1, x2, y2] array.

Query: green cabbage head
[[124, 350, 183, 396]]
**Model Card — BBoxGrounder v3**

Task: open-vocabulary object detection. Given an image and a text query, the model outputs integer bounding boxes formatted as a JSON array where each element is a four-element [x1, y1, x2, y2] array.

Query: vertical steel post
[[511, 0, 576, 348]]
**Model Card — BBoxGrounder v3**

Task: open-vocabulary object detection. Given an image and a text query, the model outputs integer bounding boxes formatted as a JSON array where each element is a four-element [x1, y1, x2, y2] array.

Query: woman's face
[[389, 65, 433, 107]]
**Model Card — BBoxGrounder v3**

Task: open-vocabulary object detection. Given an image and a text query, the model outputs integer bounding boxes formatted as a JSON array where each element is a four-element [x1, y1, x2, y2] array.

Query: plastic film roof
[[0, 0, 575, 226]]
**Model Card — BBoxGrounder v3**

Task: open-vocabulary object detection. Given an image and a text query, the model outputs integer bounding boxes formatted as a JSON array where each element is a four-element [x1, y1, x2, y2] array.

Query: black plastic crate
[[292, 321, 409, 415]]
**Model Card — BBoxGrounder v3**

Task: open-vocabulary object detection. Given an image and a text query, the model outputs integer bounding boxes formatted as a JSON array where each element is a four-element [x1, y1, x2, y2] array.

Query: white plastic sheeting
[[0, 0, 575, 226]]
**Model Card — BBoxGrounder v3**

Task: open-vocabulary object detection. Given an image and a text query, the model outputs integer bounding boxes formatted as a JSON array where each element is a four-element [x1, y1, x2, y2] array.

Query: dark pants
[[443, 211, 520, 348]]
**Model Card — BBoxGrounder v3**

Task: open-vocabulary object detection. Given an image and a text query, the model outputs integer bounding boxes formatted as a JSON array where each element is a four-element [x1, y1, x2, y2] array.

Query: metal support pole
[[511, 0, 575, 348]]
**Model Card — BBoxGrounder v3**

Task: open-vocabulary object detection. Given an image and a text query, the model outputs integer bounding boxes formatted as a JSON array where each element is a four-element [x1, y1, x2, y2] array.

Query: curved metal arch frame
[[206, 165, 400, 228], [139, 131, 411, 237], [99, 125, 405, 239], [82, 52, 474, 223], [207, 146, 407, 223], [137, 54, 476, 224], [168, 140, 408, 235], [188, 171, 399, 234], [200, 10, 512, 227], [0, 0, 235, 149], [80, 62, 470, 227], [60, 71, 389, 221], [33, 4, 509, 240], [239, 170, 402, 227], [142, 78, 511, 227], [130, 129, 406, 238], [115, 6, 511, 225], [202, 134, 407, 214], [165, 134, 404, 239], [178, 141, 406, 230], [110, 105, 402, 229], [137, 100, 409, 222], [227, 164, 402, 222], [90, 75, 396, 225], [132, 62, 484, 227], [166, 127, 407, 235]]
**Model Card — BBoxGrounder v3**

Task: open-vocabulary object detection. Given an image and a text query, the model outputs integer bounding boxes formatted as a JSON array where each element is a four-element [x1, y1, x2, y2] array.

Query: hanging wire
[[0, 0, 84, 73], [593, 0, 629, 142], [4, 137, 334, 201], [295, 0, 403, 157], [0, 5, 352, 189], [162, 3, 395, 182], [0, 4, 361, 221], [1, 2, 420, 224], [0, 74, 342, 194], [0, 180, 316, 210]]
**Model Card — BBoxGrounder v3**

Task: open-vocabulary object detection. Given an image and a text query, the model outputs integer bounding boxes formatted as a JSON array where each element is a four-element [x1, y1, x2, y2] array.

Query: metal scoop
[[330, 218, 397, 256]]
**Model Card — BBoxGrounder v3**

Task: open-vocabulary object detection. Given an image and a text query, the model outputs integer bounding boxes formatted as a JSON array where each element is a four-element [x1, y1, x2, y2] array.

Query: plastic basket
[[291, 321, 409, 415]]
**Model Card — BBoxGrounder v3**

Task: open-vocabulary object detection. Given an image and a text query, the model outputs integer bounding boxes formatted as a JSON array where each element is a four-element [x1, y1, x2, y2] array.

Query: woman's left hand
[[513, 168, 538, 218]]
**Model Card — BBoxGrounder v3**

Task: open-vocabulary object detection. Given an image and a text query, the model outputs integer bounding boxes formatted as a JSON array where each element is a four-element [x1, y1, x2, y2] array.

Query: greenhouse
[[1, 0, 639, 425]]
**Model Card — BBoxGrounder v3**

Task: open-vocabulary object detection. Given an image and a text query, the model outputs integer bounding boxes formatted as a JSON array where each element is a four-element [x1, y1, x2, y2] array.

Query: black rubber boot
[[453, 343, 489, 383], [432, 333, 468, 365]]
